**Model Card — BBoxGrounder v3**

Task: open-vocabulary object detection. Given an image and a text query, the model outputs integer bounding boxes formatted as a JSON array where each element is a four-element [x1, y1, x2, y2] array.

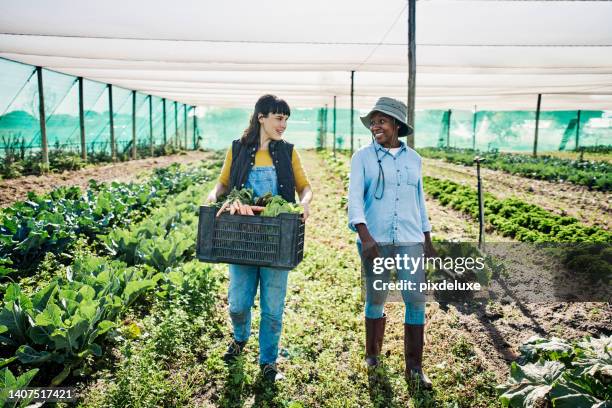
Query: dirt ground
[[431, 212, 611, 378], [417, 159, 612, 377], [422, 157, 611, 230], [0, 151, 212, 208]]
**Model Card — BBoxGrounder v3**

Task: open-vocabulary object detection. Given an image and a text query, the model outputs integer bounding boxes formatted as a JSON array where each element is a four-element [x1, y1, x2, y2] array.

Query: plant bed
[[418, 147, 612, 191], [497, 335, 611, 407], [0, 160, 222, 285], [0, 168, 222, 397]]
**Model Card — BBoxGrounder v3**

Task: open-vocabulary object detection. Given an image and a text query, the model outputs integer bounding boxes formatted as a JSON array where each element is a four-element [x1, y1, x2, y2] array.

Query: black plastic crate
[[196, 206, 305, 269]]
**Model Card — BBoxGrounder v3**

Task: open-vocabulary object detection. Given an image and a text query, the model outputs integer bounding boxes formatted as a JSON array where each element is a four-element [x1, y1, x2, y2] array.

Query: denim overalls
[[228, 165, 290, 365]]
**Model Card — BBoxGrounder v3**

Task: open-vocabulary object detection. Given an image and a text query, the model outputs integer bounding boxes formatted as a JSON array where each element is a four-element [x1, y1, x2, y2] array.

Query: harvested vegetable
[[216, 187, 254, 207], [255, 192, 273, 207], [261, 196, 303, 217], [215, 188, 302, 217]]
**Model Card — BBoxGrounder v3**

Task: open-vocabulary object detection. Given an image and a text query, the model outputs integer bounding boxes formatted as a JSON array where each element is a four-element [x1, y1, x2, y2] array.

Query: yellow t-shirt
[[218, 147, 310, 193]]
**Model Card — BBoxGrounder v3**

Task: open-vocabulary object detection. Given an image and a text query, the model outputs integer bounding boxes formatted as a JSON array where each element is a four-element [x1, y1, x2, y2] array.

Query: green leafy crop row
[[318, 150, 350, 208], [423, 177, 611, 243], [418, 147, 611, 191], [0, 156, 222, 395], [0, 160, 222, 277], [102, 188, 203, 272], [0, 258, 159, 386], [0, 134, 190, 180]]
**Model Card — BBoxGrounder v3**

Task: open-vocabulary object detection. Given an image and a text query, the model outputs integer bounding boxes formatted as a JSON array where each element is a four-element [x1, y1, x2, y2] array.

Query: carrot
[[216, 201, 230, 217], [218, 202, 261, 217]]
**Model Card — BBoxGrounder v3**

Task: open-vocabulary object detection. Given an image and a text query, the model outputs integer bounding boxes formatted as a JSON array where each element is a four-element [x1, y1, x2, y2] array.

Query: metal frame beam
[[78, 76, 86, 160], [533, 93, 542, 157], [131, 90, 136, 159], [36, 66, 49, 170], [407, 0, 416, 148], [162, 98, 167, 145], [350, 70, 354, 155], [108, 84, 116, 162], [149, 95, 154, 156], [333, 95, 337, 157]]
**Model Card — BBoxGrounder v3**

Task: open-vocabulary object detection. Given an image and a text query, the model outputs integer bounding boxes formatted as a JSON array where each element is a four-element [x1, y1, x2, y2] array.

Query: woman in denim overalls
[[207, 95, 313, 382]]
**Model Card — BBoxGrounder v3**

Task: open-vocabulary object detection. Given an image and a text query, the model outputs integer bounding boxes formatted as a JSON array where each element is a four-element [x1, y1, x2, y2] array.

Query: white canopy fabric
[[1, 0, 612, 110]]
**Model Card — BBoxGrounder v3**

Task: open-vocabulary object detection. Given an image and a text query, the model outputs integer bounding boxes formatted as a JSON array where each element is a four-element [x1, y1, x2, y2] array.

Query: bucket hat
[[360, 97, 413, 136]]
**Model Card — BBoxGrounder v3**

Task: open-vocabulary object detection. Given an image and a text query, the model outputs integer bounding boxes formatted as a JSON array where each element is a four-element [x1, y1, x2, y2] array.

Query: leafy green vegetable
[[255, 191, 273, 206], [0, 367, 39, 408], [261, 196, 303, 217], [216, 187, 254, 207], [497, 335, 612, 407], [497, 360, 565, 407], [518, 336, 575, 365], [0, 255, 154, 385]]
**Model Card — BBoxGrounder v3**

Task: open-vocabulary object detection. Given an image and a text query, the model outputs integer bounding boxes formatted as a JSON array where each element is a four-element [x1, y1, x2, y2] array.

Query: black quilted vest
[[228, 139, 296, 203]]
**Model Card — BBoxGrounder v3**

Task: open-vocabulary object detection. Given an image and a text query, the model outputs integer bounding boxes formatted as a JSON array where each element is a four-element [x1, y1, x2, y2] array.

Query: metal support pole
[[475, 156, 485, 250], [193, 106, 197, 149], [183, 104, 187, 150], [324, 103, 328, 148], [36, 66, 49, 171], [575, 109, 581, 150], [162, 98, 167, 145], [333, 96, 337, 157], [472, 105, 477, 150], [108, 84, 116, 162], [148, 95, 154, 156], [533, 93, 542, 157], [78, 77, 86, 161], [447, 109, 452, 147], [407, 0, 416, 148], [174, 101, 178, 148], [350, 70, 354, 155], [131, 90, 136, 160]]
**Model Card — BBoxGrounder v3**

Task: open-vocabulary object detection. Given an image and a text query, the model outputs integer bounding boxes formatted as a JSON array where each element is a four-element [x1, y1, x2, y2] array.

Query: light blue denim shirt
[[348, 141, 431, 243]]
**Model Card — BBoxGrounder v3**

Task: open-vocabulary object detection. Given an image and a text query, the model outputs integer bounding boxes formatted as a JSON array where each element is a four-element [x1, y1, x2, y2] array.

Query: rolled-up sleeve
[[348, 152, 367, 232], [417, 162, 431, 232], [218, 148, 232, 186]]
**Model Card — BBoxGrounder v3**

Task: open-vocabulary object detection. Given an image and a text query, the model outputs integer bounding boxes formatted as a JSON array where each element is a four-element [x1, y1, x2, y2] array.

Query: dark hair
[[241, 94, 291, 146]]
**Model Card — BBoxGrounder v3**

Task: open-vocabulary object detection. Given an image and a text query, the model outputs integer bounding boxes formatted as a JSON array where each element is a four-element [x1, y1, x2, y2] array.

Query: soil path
[[420, 158, 612, 378], [0, 151, 212, 208], [422, 157, 611, 230]]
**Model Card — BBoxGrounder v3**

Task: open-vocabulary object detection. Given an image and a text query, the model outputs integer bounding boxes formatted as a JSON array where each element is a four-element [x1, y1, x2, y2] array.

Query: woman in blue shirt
[[348, 97, 435, 389]]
